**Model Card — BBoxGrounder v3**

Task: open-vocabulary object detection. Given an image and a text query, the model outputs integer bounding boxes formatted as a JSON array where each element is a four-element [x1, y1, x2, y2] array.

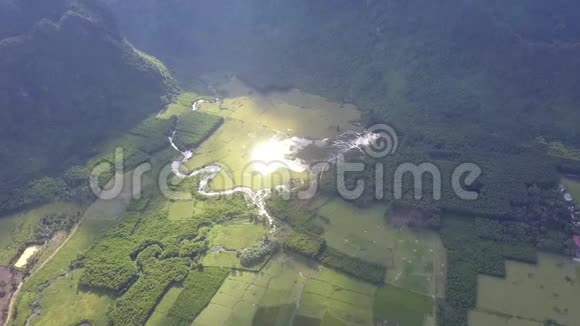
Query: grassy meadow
[[0, 202, 82, 266], [207, 220, 267, 251], [26, 270, 113, 326]]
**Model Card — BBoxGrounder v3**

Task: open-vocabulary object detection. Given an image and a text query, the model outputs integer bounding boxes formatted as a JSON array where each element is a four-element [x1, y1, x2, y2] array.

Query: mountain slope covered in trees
[[105, 0, 580, 147], [0, 0, 180, 214]]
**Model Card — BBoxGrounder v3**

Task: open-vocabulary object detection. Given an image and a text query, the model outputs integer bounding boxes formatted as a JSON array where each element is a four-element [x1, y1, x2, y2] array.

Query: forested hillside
[[104, 0, 580, 147], [0, 0, 180, 214]]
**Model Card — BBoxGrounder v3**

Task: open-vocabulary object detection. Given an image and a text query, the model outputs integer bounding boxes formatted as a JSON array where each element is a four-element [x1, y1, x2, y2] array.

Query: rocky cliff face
[[0, 0, 180, 211]]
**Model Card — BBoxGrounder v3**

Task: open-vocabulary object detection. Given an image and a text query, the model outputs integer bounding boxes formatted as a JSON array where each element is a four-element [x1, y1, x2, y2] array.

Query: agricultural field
[[11, 217, 118, 326], [194, 253, 370, 326], [194, 254, 317, 326], [8, 83, 443, 326], [470, 253, 580, 326], [296, 266, 377, 326], [469, 310, 542, 326], [316, 197, 446, 297], [183, 78, 362, 190], [145, 285, 184, 326], [373, 284, 434, 326], [193, 253, 434, 326]]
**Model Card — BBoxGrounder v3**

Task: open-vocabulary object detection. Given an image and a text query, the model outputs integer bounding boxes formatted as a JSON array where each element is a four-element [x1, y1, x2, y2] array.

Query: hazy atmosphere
[[1, 1, 579, 326]]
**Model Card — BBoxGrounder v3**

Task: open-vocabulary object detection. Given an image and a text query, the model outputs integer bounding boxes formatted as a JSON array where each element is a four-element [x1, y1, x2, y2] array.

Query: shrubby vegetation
[[33, 212, 81, 242], [26, 95, 235, 324], [179, 239, 208, 258], [239, 238, 280, 267], [318, 247, 386, 285], [285, 231, 324, 258], [77, 238, 139, 293], [267, 196, 324, 234]]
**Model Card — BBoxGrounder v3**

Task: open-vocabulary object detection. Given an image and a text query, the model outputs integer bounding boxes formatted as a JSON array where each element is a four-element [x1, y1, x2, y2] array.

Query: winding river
[[168, 98, 383, 231]]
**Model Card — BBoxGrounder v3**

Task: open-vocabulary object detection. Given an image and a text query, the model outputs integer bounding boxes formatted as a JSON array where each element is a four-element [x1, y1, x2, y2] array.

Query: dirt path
[[4, 217, 85, 326]]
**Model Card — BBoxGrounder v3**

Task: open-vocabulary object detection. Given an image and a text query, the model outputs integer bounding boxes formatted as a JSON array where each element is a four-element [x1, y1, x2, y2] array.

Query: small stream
[[168, 98, 383, 232]]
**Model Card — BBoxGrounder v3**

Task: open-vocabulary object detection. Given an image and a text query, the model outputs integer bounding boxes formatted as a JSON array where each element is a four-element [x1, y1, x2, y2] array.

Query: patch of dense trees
[[285, 231, 325, 258], [267, 196, 324, 235], [108, 257, 190, 326], [239, 238, 280, 267], [165, 268, 229, 326], [318, 248, 385, 284], [34, 212, 81, 242], [318, 145, 564, 220]]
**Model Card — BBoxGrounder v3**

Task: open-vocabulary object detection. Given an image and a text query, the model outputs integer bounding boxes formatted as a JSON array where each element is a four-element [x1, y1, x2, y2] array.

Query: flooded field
[[470, 253, 580, 326], [182, 78, 362, 190]]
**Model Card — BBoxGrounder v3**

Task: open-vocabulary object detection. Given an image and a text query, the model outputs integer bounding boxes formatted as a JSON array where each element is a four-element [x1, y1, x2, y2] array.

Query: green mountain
[[0, 0, 180, 213], [105, 0, 580, 147]]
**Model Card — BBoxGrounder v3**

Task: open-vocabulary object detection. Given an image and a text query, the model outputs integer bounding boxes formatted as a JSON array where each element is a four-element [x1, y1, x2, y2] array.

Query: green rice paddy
[[207, 221, 267, 251], [194, 252, 434, 326], [470, 253, 580, 326], [316, 197, 446, 297]]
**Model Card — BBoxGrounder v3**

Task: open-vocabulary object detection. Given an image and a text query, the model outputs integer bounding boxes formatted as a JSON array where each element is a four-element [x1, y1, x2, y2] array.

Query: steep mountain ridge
[[0, 0, 180, 214]]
